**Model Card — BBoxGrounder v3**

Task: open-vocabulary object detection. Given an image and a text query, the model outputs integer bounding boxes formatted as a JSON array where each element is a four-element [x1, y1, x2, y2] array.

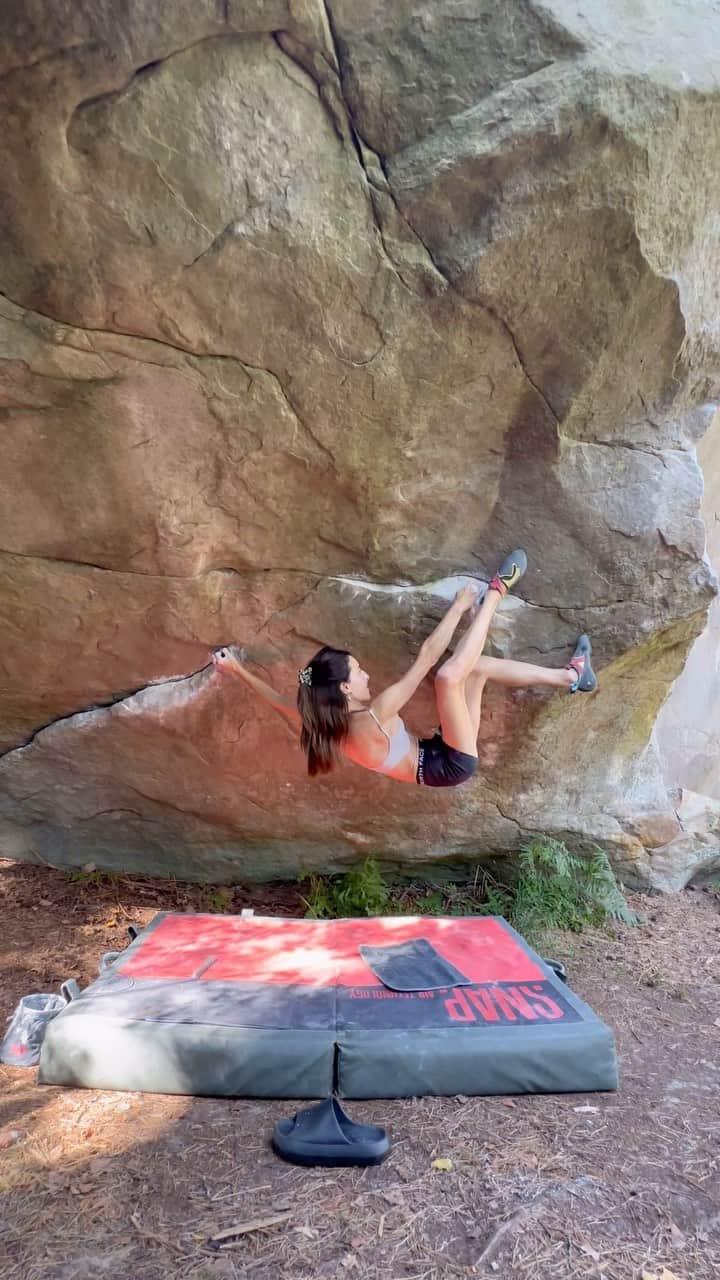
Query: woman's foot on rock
[[565, 634, 597, 693], [488, 548, 527, 597]]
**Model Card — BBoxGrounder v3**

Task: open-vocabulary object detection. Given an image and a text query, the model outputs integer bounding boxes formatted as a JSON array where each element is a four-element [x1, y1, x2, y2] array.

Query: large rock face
[[654, 410, 720, 879], [1, 1, 719, 888]]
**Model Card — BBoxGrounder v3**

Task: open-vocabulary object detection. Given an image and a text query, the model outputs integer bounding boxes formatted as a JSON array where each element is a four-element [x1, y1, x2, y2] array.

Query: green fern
[[302, 873, 338, 919], [582, 848, 641, 924], [300, 842, 639, 942], [334, 859, 391, 916], [509, 838, 640, 941], [302, 859, 391, 918]]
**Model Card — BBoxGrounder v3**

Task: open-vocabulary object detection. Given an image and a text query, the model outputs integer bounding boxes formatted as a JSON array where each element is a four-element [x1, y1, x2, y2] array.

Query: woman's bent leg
[[432, 589, 502, 753], [463, 655, 573, 741], [472, 654, 575, 691], [443, 588, 502, 681], [463, 671, 489, 743], [432, 672, 477, 755]]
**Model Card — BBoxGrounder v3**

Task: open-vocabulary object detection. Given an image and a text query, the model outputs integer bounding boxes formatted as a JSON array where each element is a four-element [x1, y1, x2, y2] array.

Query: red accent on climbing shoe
[[488, 574, 507, 597]]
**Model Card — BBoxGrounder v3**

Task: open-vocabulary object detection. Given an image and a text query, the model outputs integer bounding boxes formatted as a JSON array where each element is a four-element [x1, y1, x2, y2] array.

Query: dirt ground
[[0, 859, 718, 1280]]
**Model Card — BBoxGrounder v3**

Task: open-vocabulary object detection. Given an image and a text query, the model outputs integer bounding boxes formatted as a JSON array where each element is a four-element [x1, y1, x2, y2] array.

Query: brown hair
[[296, 646, 352, 776]]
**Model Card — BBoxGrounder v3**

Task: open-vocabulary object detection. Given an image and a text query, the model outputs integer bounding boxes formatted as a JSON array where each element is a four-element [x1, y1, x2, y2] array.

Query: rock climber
[[211, 550, 597, 787]]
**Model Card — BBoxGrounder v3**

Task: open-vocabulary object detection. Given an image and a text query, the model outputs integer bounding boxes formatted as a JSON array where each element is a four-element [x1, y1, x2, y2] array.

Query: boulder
[[1, 1, 719, 886], [656, 410, 720, 805]]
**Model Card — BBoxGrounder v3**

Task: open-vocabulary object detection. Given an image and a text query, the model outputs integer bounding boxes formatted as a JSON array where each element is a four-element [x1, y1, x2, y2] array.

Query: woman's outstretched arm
[[370, 585, 478, 723], [211, 648, 301, 727]]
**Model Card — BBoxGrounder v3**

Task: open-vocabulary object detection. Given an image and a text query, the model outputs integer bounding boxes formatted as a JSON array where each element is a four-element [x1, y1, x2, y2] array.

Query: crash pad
[[39, 913, 618, 1098]]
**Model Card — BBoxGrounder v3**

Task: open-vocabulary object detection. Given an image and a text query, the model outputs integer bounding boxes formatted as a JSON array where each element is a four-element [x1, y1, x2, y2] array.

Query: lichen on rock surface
[[1, 1, 719, 888]]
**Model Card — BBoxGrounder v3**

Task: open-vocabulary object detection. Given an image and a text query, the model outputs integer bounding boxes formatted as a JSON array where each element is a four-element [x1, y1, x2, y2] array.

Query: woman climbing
[[211, 550, 597, 787]]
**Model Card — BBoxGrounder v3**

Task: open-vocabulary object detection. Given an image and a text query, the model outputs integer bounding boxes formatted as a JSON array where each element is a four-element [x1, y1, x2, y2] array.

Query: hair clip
[[298, 666, 312, 687]]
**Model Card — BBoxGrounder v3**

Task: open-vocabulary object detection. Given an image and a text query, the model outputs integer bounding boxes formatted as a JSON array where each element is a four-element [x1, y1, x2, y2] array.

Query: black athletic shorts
[[416, 733, 478, 787]]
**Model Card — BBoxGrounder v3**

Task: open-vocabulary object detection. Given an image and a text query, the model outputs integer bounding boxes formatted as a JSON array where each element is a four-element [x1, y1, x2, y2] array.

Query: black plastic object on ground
[[544, 958, 568, 983], [272, 1097, 390, 1167], [0, 993, 66, 1066], [359, 937, 471, 991]]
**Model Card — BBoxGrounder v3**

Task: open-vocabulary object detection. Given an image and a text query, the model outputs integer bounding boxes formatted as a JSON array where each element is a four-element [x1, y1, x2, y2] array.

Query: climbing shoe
[[565, 633, 597, 693], [488, 548, 527, 597]]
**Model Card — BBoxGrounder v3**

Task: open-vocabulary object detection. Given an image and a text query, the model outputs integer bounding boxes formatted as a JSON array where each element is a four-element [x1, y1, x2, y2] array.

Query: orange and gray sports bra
[[362, 707, 413, 774]]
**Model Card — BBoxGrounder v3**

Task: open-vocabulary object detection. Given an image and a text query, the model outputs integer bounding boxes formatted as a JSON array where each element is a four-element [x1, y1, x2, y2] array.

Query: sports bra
[[363, 707, 412, 774]]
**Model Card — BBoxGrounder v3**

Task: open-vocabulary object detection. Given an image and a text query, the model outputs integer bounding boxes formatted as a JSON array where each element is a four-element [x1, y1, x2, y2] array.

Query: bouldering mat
[[38, 913, 618, 1098]]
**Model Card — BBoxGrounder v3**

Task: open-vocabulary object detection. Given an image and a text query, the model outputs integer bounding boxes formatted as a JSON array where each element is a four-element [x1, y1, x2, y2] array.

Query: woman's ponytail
[[296, 646, 351, 776]]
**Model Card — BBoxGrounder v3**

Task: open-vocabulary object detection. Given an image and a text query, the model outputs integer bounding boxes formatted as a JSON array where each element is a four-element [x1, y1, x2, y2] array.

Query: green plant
[[304, 866, 500, 920], [409, 883, 495, 916], [303, 859, 392, 918], [582, 847, 642, 924], [508, 838, 640, 943], [201, 886, 235, 913], [411, 889, 445, 915], [476, 885, 511, 918], [300, 841, 639, 944], [302, 874, 337, 920], [67, 867, 120, 889]]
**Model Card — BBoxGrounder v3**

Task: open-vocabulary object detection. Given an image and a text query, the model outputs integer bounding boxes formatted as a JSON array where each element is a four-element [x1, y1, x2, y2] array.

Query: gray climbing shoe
[[566, 634, 597, 693], [488, 549, 527, 597]]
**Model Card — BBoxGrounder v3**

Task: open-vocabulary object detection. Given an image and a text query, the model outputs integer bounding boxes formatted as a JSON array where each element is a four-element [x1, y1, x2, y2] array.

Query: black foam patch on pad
[[359, 938, 471, 991]]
